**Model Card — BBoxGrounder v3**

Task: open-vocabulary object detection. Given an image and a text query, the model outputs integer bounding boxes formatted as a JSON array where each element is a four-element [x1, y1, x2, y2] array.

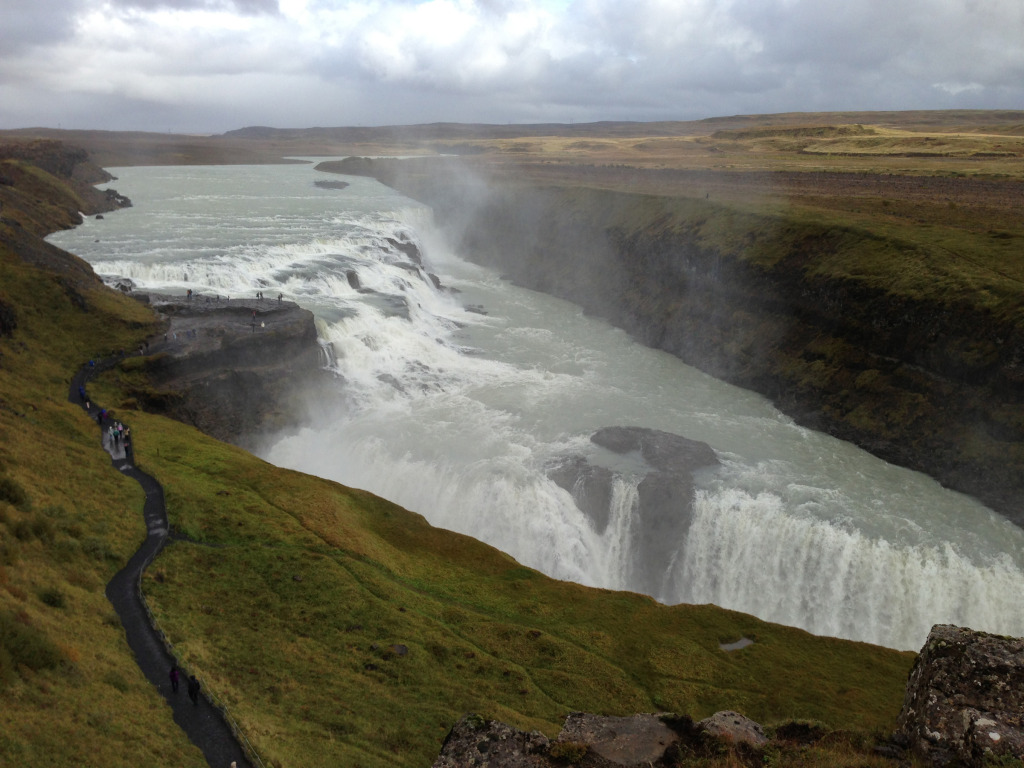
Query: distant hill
[[4, 110, 1023, 168]]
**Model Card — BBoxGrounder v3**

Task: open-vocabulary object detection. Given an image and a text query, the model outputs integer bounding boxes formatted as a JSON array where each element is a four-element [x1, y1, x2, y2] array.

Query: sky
[[1, 0, 1022, 134]]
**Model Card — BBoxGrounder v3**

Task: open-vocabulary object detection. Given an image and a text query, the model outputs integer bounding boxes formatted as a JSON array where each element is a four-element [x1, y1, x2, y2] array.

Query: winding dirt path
[[70, 357, 256, 768]]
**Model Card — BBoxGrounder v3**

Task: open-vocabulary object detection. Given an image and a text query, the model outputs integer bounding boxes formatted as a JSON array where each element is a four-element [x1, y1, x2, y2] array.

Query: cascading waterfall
[[47, 163, 1024, 651], [673, 485, 1024, 650]]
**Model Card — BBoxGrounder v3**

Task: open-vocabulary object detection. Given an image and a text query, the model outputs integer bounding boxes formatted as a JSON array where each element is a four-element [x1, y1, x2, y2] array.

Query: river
[[48, 161, 1024, 651]]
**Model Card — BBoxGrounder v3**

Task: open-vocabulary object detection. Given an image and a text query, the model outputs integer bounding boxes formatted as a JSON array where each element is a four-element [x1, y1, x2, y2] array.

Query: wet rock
[[386, 236, 422, 265], [346, 270, 360, 289], [590, 426, 718, 474], [548, 457, 615, 533], [550, 426, 719, 595], [895, 624, 1024, 767], [314, 179, 349, 190]]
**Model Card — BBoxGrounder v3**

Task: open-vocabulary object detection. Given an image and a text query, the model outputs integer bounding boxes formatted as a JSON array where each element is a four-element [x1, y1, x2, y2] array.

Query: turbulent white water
[[49, 162, 1024, 651]]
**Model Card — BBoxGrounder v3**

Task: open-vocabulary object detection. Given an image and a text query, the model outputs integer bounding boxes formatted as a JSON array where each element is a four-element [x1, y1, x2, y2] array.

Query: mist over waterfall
[[48, 163, 1024, 652]]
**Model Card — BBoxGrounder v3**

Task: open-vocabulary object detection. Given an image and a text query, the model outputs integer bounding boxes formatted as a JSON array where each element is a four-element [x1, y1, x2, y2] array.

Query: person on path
[[169, 665, 180, 693], [78, 385, 86, 402], [188, 675, 201, 705]]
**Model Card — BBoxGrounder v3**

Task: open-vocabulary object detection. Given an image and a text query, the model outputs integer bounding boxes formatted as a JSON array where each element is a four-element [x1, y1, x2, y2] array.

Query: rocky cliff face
[[334, 157, 1024, 526], [131, 295, 336, 448], [549, 427, 719, 596]]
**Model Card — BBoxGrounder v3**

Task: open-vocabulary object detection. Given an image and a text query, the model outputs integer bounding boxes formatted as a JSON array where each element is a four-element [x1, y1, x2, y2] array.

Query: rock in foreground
[[433, 710, 771, 767], [896, 624, 1024, 767]]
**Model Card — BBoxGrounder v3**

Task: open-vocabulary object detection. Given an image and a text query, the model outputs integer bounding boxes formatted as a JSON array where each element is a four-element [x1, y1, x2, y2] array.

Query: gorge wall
[[330, 157, 1024, 525]]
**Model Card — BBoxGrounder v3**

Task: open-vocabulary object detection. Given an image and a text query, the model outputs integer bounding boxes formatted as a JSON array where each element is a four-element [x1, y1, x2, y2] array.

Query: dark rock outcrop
[[133, 296, 336, 447], [548, 457, 616, 532], [895, 624, 1024, 767], [386, 236, 423, 265], [549, 427, 718, 595], [314, 179, 349, 190], [590, 426, 718, 474]]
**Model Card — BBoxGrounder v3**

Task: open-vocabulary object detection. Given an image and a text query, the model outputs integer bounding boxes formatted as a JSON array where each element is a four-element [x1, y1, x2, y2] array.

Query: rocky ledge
[[127, 292, 336, 447], [548, 426, 719, 596]]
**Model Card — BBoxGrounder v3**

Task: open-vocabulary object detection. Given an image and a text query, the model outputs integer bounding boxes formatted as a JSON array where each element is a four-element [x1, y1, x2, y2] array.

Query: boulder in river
[[548, 426, 719, 596]]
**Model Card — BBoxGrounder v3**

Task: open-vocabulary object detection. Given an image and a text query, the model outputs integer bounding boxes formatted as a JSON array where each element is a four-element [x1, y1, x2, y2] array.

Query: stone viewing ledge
[[121, 289, 337, 447]]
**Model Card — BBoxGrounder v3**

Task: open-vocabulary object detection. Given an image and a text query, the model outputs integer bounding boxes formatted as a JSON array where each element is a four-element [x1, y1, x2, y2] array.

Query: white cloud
[[0, 0, 1021, 131]]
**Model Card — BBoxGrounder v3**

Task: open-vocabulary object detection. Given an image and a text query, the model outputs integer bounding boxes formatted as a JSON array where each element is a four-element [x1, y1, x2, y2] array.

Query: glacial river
[[48, 161, 1024, 651]]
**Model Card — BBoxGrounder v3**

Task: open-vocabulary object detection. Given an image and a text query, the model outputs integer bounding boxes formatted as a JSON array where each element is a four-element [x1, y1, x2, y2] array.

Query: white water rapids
[[49, 162, 1024, 651]]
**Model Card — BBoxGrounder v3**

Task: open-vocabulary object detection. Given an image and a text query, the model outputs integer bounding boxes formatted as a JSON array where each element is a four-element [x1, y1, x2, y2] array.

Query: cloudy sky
[[2, 0, 1022, 133]]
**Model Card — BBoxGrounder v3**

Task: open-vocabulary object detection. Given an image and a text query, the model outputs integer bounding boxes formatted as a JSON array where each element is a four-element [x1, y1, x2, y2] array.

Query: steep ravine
[[328, 157, 1024, 526]]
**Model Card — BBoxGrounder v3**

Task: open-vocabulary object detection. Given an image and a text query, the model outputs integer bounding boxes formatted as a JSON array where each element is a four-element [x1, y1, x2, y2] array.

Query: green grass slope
[[0, 165, 207, 766], [1, 148, 916, 768]]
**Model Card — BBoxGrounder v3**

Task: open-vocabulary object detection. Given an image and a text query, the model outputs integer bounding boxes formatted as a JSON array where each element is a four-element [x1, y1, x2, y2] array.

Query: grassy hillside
[[0, 145, 918, 768], [0, 160, 207, 766]]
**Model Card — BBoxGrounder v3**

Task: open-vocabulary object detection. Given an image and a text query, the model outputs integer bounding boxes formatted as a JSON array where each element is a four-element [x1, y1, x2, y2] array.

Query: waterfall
[[47, 163, 1024, 652]]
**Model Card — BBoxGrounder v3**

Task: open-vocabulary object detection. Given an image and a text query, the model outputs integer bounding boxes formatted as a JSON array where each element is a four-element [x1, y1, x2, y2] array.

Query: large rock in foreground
[[433, 712, 682, 768], [895, 624, 1024, 766], [433, 710, 776, 767]]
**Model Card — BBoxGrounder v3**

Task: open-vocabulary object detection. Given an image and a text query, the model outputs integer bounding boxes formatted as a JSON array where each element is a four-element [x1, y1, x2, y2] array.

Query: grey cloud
[[0, 0, 90, 53], [107, 0, 279, 13], [2, 0, 1023, 132]]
